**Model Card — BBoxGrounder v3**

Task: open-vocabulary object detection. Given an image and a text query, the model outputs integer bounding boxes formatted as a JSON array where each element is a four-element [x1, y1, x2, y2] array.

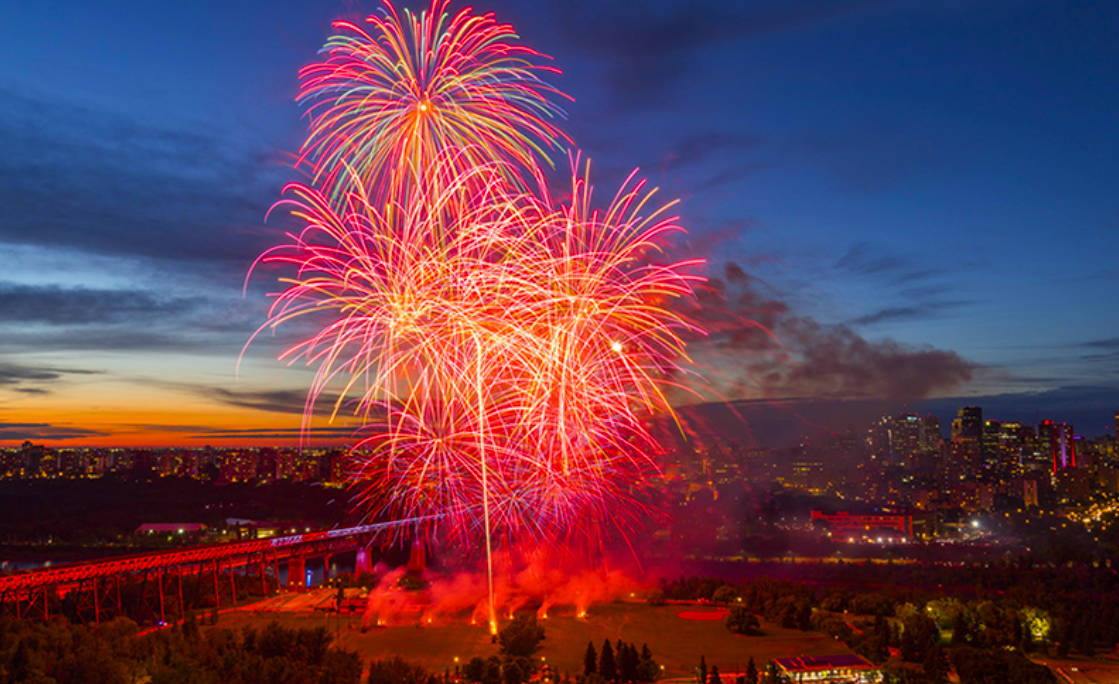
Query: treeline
[[653, 575, 1065, 684], [655, 570, 1118, 659], [0, 616, 361, 684], [582, 639, 660, 683]]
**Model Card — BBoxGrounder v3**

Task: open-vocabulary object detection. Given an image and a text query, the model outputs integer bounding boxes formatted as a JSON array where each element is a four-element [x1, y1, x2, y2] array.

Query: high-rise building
[[954, 406, 983, 440], [981, 420, 1001, 469], [1038, 420, 1076, 472], [998, 422, 1025, 469], [892, 413, 922, 467], [919, 415, 941, 454]]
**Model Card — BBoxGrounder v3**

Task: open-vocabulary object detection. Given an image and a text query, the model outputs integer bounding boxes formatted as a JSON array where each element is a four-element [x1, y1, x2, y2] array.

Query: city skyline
[[1, 0, 1117, 446]]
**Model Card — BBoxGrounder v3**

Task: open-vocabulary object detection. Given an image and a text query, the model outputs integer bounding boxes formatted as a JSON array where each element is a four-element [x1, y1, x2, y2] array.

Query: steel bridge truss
[[0, 521, 409, 625]]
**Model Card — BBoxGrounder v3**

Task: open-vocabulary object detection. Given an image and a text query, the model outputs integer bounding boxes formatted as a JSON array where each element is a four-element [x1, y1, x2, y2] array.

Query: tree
[[584, 642, 598, 677], [504, 657, 529, 684], [708, 665, 722, 684], [600, 640, 617, 682], [483, 657, 503, 684], [950, 612, 971, 646], [745, 658, 758, 684], [712, 586, 738, 605], [498, 615, 545, 659], [619, 643, 638, 682], [698, 655, 707, 684], [900, 613, 939, 662], [726, 607, 760, 635], [465, 657, 487, 683], [922, 645, 948, 684]]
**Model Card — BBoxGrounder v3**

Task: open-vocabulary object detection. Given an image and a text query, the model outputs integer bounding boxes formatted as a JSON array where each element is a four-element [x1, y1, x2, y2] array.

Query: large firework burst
[[250, 0, 704, 631], [252, 154, 701, 545]]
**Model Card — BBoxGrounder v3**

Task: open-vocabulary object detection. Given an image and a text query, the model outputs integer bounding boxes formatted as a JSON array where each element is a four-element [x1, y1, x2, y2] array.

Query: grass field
[[216, 592, 855, 679]]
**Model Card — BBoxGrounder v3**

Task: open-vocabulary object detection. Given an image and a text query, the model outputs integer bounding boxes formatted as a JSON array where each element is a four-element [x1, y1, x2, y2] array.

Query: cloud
[[0, 362, 100, 393], [0, 282, 193, 326], [1079, 337, 1119, 363], [205, 387, 318, 415], [141, 381, 345, 419], [661, 131, 761, 170], [849, 301, 971, 326], [0, 85, 288, 266], [834, 242, 946, 285], [681, 260, 975, 402], [553, 0, 886, 104], [765, 317, 975, 400], [1083, 337, 1119, 349], [0, 422, 110, 442]]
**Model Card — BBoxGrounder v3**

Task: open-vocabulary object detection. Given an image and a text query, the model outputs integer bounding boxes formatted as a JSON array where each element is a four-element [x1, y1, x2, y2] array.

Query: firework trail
[[298, 0, 570, 201], [250, 0, 704, 632], [253, 153, 701, 540]]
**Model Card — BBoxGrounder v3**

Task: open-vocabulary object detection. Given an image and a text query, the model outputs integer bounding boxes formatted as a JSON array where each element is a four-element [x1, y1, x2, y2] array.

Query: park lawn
[[215, 597, 856, 679]]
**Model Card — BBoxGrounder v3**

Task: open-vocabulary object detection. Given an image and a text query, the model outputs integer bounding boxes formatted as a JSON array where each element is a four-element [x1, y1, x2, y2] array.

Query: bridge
[[0, 521, 409, 625]]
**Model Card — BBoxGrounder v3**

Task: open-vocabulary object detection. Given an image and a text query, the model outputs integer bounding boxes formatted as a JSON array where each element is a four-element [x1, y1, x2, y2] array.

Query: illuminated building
[[810, 510, 913, 537], [919, 415, 941, 453], [953, 406, 983, 440], [1038, 420, 1076, 472], [774, 655, 881, 683], [892, 413, 922, 467], [981, 420, 1001, 469]]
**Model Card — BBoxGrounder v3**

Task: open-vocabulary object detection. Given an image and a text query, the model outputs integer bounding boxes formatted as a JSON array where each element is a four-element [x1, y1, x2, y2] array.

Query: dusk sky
[[1, 0, 1116, 447]]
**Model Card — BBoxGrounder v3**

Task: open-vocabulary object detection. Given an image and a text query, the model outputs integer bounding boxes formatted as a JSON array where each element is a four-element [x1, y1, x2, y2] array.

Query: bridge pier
[[288, 557, 306, 589], [355, 545, 372, 576]]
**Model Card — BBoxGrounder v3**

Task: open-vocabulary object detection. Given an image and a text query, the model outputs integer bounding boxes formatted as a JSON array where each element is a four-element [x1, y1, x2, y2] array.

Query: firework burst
[[298, 0, 570, 200], [250, 0, 705, 632], [252, 153, 702, 545]]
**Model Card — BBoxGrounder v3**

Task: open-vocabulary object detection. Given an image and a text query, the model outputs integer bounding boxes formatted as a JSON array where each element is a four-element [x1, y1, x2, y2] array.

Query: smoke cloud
[[680, 261, 975, 403], [361, 554, 642, 629]]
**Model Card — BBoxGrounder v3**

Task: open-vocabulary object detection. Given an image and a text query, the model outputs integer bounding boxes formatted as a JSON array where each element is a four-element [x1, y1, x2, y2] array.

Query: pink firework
[[298, 0, 570, 201]]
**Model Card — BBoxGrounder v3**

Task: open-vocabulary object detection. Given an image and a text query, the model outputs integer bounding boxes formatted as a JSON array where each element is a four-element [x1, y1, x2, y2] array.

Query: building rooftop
[[774, 654, 877, 672]]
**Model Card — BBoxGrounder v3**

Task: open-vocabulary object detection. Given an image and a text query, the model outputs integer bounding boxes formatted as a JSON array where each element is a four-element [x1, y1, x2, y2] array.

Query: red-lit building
[[810, 510, 913, 537], [1039, 420, 1076, 472]]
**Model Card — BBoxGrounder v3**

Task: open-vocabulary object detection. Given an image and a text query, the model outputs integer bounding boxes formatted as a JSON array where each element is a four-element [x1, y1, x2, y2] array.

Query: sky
[[0, 0, 1116, 447]]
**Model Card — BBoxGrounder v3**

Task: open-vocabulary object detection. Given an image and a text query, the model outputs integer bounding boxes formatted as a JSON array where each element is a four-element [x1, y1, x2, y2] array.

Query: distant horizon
[[5, 388, 1114, 450]]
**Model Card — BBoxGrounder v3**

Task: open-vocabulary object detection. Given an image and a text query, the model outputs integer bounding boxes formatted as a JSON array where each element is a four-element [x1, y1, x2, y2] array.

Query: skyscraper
[[1038, 420, 1076, 472], [919, 415, 941, 454], [955, 406, 983, 440]]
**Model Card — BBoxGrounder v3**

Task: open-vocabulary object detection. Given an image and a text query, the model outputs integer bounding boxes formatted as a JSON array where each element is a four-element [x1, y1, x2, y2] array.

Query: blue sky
[[0, 0, 1116, 445]]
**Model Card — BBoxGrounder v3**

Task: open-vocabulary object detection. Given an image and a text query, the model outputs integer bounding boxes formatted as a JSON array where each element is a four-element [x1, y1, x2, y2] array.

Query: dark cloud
[[661, 131, 761, 170], [766, 318, 975, 400], [0, 362, 100, 391], [681, 260, 975, 402], [206, 387, 318, 415], [1084, 337, 1119, 349], [850, 300, 971, 326], [553, 0, 886, 104], [834, 242, 945, 285], [0, 282, 193, 326], [1080, 337, 1119, 363], [0, 85, 290, 266], [0, 422, 110, 442]]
